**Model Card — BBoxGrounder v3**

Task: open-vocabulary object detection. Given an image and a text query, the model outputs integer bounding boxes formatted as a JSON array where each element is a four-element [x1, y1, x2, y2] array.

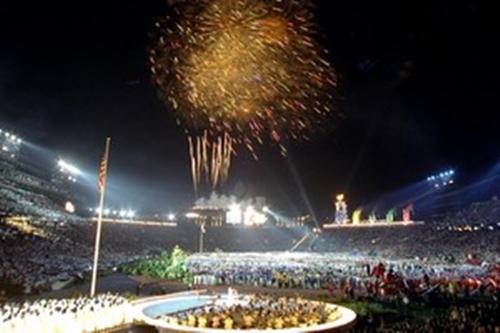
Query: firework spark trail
[[196, 136, 202, 187], [189, 133, 233, 193], [188, 136, 198, 193], [214, 137, 221, 188], [202, 131, 208, 183], [222, 132, 229, 182], [210, 139, 217, 186]]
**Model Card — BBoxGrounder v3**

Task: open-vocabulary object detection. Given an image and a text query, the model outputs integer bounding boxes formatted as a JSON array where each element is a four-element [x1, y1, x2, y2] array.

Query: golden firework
[[150, 0, 337, 191]]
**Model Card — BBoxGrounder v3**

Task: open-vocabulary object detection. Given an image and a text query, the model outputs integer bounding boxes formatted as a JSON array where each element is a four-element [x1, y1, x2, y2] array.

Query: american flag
[[98, 152, 108, 193]]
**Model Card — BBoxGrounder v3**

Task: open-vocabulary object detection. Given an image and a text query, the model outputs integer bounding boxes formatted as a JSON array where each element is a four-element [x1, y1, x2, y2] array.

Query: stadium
[[1, 122, 499, 332], [1, 1, 500, 333]]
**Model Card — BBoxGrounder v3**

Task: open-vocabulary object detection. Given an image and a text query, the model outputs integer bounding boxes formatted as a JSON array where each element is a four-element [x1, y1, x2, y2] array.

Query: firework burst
[[150, 0, 337, 191]]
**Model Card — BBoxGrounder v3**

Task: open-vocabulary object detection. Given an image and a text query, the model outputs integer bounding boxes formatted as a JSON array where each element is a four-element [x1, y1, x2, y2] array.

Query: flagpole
[[90, 137, 111, 297]]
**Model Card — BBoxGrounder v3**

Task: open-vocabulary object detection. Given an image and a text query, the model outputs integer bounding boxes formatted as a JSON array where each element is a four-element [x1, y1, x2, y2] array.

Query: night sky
[[1, 1, 499, 217]]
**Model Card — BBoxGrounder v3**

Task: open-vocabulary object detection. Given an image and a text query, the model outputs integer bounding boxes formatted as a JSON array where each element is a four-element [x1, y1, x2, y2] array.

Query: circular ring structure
[[134, 290, 356, 333]]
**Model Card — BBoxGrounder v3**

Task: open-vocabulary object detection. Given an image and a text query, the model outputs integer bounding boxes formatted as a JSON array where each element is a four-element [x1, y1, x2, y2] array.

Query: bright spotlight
[[65, 201, 75, 213], [167, 213, 175, 221], [57, 159, 81, 175], [244, 205, 267, 225], [263, 206, 270, 213], [226, 204, 242, 224], [103, 208, 110, 215], [186, 212, 200, 219]]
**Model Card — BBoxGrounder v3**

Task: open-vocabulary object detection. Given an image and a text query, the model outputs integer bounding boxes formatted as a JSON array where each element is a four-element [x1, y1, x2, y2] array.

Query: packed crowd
[[352, 300, 500, 333], [161, 294, 340, 330], [309, 223, 499, 264], [0, 293, 133, 332], [0, 159, 76, 223], [1, 215, 499, 296], [187, 253, 500, 300], [0, 160, 59, 195], [435, 196, 500, 227], [0, 219, 144, 294], [0, 180, 80, 223]]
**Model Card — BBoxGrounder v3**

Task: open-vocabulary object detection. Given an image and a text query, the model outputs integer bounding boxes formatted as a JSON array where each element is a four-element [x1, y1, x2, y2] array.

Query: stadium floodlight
[[17, 138, 22, 144], [65, 201, 75, 213], [243, 205, 267, 225], [103, 208, 110, 215], [119, 210, 127, 217], [167, 213, 175, 221], [226, 204, 242, 224], [253, 212, 267, 224], [185, 212, 200, 219], [1, 145, 8, 152], [57, 159, 81, 175], [126, 210, 135, 218], [263, 206, 269, 213]]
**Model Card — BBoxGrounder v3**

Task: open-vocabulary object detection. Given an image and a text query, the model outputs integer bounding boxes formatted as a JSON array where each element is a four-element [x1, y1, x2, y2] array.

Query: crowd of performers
[[0, 293, 132, 333], [187, 253, 500, 300], [161, 294, 340, 330]]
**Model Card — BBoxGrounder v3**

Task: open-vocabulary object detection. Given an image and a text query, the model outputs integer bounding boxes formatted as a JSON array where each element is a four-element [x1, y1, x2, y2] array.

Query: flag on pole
[[98, 152, 108, 193], [90, 137, 111, 297]]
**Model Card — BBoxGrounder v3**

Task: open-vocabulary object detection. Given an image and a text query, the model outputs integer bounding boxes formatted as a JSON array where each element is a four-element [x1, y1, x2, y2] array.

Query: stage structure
[[136, 290, 356, 333]]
